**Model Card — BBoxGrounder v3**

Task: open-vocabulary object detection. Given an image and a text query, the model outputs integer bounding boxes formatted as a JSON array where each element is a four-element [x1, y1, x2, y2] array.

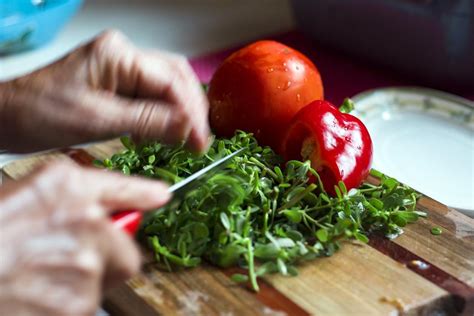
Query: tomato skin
[[282, 100, 373, 195], [208, 40, 323, 151]]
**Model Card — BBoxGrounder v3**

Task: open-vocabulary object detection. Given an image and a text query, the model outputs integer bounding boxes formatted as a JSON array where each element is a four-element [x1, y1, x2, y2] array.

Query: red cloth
[[190, 30, 474, 104]]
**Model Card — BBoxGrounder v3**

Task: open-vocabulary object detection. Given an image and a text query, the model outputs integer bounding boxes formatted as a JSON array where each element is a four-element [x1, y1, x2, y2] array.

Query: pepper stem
[[339, 98, 355, 114]]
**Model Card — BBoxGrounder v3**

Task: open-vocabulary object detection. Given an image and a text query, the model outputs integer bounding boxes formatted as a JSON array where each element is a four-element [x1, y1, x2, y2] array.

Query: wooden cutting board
[[2, 139, 473, 315]]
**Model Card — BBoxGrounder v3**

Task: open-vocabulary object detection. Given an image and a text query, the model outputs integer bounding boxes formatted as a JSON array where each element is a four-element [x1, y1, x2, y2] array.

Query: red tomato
[[208, 40, 324, 151]]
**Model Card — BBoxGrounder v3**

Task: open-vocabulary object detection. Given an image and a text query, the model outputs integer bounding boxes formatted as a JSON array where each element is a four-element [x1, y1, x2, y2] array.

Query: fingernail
[[84, 205, 104, 220], [204, 134, 214, 150], [160, 185, 172, 201], [201, 126, 212, 146]]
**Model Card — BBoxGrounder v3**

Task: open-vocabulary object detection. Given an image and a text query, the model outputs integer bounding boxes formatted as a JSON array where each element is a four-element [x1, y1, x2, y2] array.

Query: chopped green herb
[[339, 98, 355, 114], [100, 130, 421, 291], [430, 227, 442, 235]]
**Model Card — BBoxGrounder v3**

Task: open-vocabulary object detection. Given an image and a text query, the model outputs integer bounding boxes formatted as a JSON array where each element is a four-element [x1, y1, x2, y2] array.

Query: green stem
[[305, 202, 335, 212], [309, 169, 326, 193], [302, 213, 326, 228], [249, 157, 279, 181], [154, 167, 182, 183], [358, 187, 381, 193], [277, 184, 317, 212], [262, 212, 269, 235], [246, 239, 259, 291]]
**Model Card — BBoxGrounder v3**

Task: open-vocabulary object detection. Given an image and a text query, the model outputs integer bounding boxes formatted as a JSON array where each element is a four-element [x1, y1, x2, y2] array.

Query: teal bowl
[[0, 0, 83, 54]]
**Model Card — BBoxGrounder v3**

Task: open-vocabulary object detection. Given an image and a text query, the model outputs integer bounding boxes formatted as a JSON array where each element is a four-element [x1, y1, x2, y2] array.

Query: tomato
[[208, 40, 323, 151]]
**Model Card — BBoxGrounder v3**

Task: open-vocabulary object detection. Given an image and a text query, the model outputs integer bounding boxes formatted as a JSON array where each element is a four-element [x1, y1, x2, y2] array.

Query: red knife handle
[[111, 210, 142, 235]]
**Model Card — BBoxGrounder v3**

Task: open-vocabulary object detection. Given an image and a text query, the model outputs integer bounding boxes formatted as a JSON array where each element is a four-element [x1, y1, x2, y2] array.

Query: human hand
[[0, 30, 210, 153], [0, 161, 170, 315]]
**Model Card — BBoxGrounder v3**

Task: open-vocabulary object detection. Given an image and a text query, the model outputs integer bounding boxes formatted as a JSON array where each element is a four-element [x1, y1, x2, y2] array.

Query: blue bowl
[[0, 0, 83, 54]]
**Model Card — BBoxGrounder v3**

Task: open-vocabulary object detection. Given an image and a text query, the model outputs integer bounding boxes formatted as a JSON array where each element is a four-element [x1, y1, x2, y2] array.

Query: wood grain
[[265, 241, 452, 315], [106, 265, 276, 316], [2, 138, 473, 315], [2, 151, 71, 179], [84, 139, 124, 160], [395, 198, 474, 287]]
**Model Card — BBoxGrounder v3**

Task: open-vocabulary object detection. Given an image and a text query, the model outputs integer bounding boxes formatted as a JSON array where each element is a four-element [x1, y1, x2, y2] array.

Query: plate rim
[[352, 86, 474, 111], [351, 86, 474, 216]]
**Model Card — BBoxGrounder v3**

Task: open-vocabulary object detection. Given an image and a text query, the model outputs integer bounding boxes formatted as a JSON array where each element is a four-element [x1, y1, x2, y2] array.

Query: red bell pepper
[[281, 99, 373, 195]]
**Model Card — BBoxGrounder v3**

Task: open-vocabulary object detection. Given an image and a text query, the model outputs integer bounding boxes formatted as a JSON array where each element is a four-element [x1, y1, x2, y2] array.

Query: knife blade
[[111, 148, 244, 235]]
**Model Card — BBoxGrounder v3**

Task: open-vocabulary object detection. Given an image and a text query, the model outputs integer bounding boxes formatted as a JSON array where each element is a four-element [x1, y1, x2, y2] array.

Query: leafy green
[[100, 131, 422, 291], [430, 227, 442, 235], [339, 98, 355, 114]]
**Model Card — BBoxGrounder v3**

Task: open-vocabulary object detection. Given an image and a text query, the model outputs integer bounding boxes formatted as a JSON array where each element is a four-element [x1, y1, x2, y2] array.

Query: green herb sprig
[[97, 131, 423, 291]]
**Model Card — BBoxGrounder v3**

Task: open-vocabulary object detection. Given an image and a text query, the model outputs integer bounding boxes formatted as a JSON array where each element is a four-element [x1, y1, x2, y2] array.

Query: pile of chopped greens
[[98, 131, 423, 291]]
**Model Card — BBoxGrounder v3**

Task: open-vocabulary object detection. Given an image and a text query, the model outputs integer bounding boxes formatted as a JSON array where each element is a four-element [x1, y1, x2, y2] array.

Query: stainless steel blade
[[167, 147, 244, 198]]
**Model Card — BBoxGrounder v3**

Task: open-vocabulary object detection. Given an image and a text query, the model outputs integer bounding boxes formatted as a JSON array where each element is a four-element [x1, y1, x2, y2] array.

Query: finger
[[81, 166, 171, 213], [98, 220, 141, 289], [67, 207, 141, 291], [81, 91, 194, 146], [125, 97, 193, 146], [27, 161, 171, 220], [87, 30, 210, 152], [136, 52, 211, 152]]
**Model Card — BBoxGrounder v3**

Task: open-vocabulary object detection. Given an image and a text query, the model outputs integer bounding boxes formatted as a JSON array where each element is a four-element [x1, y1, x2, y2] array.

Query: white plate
[[352, 87, 474, 217]]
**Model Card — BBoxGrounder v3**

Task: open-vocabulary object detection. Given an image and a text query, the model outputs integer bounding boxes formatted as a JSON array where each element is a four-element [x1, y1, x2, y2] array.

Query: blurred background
[[2, 0, 473, 89], [0, 0, 294, 80]]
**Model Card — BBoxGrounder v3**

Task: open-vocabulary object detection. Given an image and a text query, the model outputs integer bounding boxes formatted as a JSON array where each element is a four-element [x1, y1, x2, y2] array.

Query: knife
[[111, 148, 244, 235]]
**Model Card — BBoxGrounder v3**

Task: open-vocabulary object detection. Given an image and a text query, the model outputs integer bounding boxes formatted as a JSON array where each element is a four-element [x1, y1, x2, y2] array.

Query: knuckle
[[132, 102, 191, 144], [90, 29, 127, 55], [169, 107, 191, 129], [35, 160, 77, 185], [168, 111, 191, 142], [96, 29, 125, 46], [79, 207, 106, 231], [61, 163, 83, 185], [171, 55, 192, 74], [27, 161, 79, 213], [133, 102, 171, 140], [86, 29, 133, 91], [176, 55, 190, 68], [173, 104, 189, 120], [133, 103, 157, 138], [74, 249, 103, 277]]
